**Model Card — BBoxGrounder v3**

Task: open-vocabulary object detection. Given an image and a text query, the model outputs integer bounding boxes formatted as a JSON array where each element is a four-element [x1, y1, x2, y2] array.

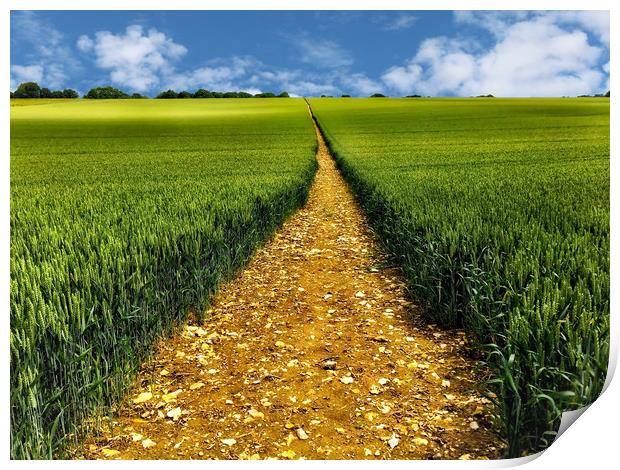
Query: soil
[[79, 112, 504, 460]]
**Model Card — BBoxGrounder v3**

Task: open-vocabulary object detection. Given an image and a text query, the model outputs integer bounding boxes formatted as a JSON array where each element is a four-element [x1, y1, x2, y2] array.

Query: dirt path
[[81, 111, 503, 460]]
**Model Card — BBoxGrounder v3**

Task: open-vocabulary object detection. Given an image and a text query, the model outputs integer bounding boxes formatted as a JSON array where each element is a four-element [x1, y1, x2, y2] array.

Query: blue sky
[[10, 10, 610, 97]]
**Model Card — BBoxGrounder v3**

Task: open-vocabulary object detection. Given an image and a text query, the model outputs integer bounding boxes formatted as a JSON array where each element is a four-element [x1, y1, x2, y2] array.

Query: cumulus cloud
[[382, 63, 422, 93], [382, 13, 607, 97], [10, 11, 79, 89], [76, 35, 94, 52], [382, 37, 477, 95], [10, 64, 44, 87], [602, 62, 610, 92], [455, 10, 609, 46], [341, 73, 384, 95], [78, 25, 187, 91], [548, 11, 609, 46]]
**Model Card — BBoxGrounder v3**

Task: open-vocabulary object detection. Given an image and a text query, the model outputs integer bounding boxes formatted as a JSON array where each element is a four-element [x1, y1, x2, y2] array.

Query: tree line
[[11, 81, 610, 100], [156, 89, 290, 99], [10, 82, 293, 99], [11, 82, 78, 99]]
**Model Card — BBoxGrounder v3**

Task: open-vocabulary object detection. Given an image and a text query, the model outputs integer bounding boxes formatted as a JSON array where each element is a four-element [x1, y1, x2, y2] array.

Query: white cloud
[[547, 11, 609, 46], [10, 65, 43, 89], [384, 14, 417, 31], [382, 63, 422, 94], [239, 87, 263, 95], [248, 67, 344, 96], [79, 25, 187, 92], [76, 35, 94, 52], [341, 73, 384, 95], [76, 24, 350, 95], [473, 20, 602, 96], [453, 10, 529, 37], [251, 69, 302, 85], [602, 62, 610, 92], [454, 10, 609, 47], [383, 37, 477, 95], [286, 81, 339, 96], [165, 57, 257, 91], [10, 11, 79, 88], [77, 25, 348, 96], [296, 37, 353, 69], [382, 14, 606, 97], [11, 10, 610, 99]]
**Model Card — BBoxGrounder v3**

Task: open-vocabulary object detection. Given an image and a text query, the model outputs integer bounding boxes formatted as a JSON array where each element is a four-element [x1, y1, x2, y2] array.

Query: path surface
[[82, 113, 503, 460]]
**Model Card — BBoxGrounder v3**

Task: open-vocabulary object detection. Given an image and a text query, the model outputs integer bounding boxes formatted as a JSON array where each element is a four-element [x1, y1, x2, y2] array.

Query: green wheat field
[[10, 97, 609, 458]]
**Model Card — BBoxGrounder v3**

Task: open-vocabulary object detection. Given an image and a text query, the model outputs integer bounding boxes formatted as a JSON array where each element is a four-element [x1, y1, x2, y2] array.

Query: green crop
[[10, 98, 317, 459], [309, 97, 610, 457]]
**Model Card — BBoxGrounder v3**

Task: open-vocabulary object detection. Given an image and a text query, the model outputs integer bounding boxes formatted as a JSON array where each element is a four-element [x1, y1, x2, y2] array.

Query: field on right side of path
[[309, 97, 610, 457]]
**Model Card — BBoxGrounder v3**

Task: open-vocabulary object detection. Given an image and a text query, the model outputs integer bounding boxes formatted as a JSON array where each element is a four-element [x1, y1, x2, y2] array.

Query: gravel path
[[81, 110, 503, 460]]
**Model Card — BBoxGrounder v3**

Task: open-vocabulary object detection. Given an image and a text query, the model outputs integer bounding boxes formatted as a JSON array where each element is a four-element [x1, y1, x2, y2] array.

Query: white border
[[2, 1, 616, 467]]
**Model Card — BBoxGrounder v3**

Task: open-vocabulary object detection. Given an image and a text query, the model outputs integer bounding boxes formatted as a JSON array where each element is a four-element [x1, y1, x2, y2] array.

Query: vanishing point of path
[[82, 113, 503, 460]]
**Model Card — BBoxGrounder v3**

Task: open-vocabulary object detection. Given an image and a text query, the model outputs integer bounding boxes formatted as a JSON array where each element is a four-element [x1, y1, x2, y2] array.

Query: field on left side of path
[[10, 98, 317, 459]]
